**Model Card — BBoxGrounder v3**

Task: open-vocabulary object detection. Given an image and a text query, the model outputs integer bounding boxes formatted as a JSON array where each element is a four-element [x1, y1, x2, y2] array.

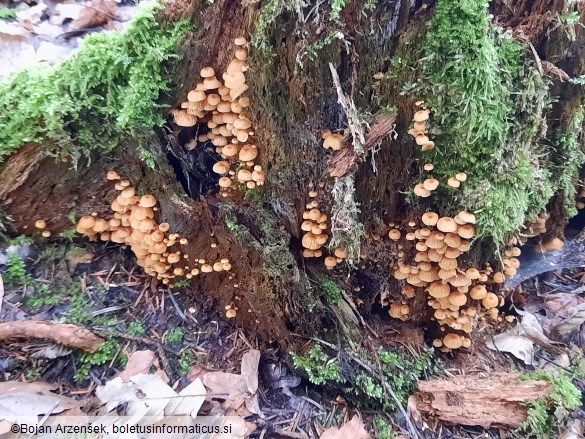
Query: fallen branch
[[415, 373, 553, 429], [0, 320, 105, 352]]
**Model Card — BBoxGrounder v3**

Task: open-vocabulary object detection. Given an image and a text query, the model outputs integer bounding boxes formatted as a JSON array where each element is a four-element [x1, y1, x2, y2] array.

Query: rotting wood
[[0, 320, 105, 352], [415, 372, 553, 429]]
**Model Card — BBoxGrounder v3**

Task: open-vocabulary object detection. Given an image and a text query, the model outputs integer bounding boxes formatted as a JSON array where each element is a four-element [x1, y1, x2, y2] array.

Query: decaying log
[[0, 320, 105, 353], [415, 373, 553, 429]]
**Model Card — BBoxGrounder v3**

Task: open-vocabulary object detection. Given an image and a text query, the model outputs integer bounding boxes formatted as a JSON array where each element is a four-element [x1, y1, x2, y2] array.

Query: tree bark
[[0, 0, 584, 355]]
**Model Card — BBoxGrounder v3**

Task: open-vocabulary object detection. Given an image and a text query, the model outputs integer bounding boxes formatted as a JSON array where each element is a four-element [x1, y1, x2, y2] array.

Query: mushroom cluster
[[321, 130, 345, 151], [301, 200, 329, 257], [171, 37, 263, 194], [76, 171, 232, 287], [408, 105, 434, 151], [388, 210, 517, 351], [34, 219, 51, 237]]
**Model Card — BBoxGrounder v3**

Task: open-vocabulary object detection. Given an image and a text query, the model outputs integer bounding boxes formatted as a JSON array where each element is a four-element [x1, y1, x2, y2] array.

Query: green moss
[[517, 371, 581, 438], [0, 2, 190, 163], [291, 344, 345, 385], [252, 0, 304, 55], [0, 7, 17, 20], [75, 339, 120, 382], [320, 278, 343, 306], [411, 0, 558, 243], [330, 0, 350, 22], [3, 252, 33, 287], [164, 328, 184, 344]]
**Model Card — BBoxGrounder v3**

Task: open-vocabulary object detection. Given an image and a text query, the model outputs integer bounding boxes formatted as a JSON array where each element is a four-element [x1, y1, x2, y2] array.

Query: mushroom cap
[[200, 67, 215, 78], [436, 217, 458, 233], [456, 211, 476, 224], [187, 89, 207, 102], [421, 212, 439, 226], [455, 172, 467, 182], [78, 215, 96, 229], [173, 110, 197, 127], [324, 256, 337, 268], [388, 229, 401, 240], [226, 308, 237, 318], [35, 219, 47, 229], [334, 247, 348, 259], [237, 169, 253, 182], [238, 144, 258, 161], [106, 170, 120, 180], [413, 109, 430, 122], [139, 195, 157, 208], [482, 292, 499, 309], [415, 134, 430, 146], [448, 291, 467, 307], [423, 178, 439, 191], [414, 184, 431, 197], [447, 177, 461, 188], [212, 161, 230, 175], [302, 232, 322, 250], [443, 333, 463, 349], [323, 134, 344, 150], [219, 176, 232, 188], [423, 163, 434, 171], [427, 281, 450, 299], [234, 36, 247, 46], [457, 224, 475, 239]]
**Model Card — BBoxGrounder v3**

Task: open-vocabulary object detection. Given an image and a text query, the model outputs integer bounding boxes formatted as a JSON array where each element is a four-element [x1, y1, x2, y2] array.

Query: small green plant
[[330, 0, 350, 22], [373, 417, 395, 439], [165, 328, 184, 344], [320, 278, 342, 306], [291, 344, 345, 385], [127, 321, 146, 336], [173, 279, 190, 288], [3, 253, 33, 287], [138, 147, 157, 170], [0, 7, 17, 20], [75, 339, 120, 382], [178, 351, 194, 375], [517, 371, 581, 438]]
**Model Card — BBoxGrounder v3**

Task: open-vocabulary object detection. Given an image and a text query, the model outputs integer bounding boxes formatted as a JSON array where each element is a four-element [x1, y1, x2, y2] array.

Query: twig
[[167, 289, 188, 322]]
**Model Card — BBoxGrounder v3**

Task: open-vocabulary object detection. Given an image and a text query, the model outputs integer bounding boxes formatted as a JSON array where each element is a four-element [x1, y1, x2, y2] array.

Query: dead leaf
[[119, 350, 156, 382], [320, 415, 370, 439], [65, 248, 94, 271], [97, 374, 206, 423], [487, 310, 559, 364], [560, 419, 585, 439], [71, 0, 118, 30], [551, 303, 585, 340], [0, 381, 79, 422], [199, 349, 262, 416], [30, 344, 72, 359]]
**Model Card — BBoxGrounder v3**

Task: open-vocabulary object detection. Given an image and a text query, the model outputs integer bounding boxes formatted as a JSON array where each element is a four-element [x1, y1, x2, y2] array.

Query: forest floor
[[0, 235, 584, 438]]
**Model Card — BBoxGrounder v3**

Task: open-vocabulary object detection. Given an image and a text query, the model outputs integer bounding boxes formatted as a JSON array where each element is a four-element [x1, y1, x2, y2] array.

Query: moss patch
[[0, 2, 189, 164], [411, 0, 559, 243]]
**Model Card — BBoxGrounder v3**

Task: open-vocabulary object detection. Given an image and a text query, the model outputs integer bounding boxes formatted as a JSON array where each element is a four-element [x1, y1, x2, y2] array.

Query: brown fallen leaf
[[320, 415, 370, 439], [119, 350, 156, 382], [71, 0, 118, 30], [200, 349, 262, 416], [0, 320, 105, 352]]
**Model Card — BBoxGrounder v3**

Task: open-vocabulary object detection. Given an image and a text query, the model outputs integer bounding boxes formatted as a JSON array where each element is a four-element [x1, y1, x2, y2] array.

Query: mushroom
[[226, 308, 237, 318], [482, 292, 499, 309], [447, 177, 460, 188], [413, 109, 430, 122], [388, 229, 401, 240], [238, 144, 258, 161], [324, 256, 337, 269], [436, 217, 458, 233], [323, 133, 344, 150], [414, 184, 431, 197], [423, 178, 440, 191], [172, 110, 197, 127], [106, 170, 120, 180], [421, 212, 439, 226], [35, 219, 47, 229], [212, 161, 230, 175], [443, 333, 463, 350]]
